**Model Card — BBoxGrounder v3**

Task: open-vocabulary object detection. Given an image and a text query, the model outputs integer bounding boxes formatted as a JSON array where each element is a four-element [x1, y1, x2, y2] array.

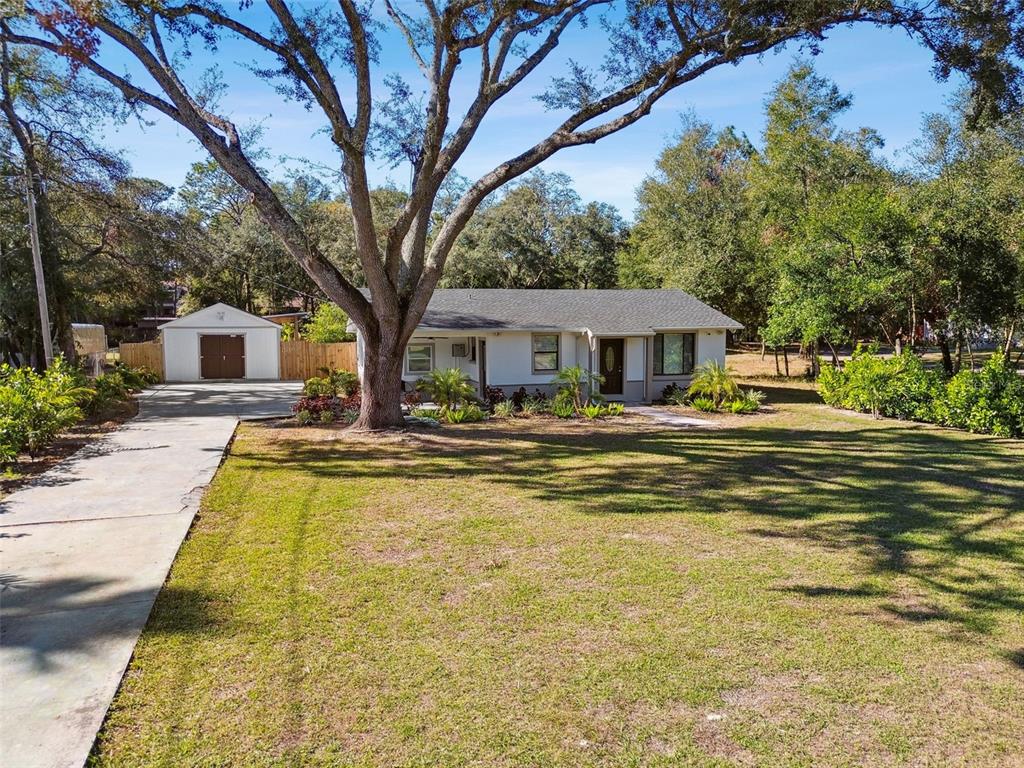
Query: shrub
[[551, 399, 576, 419], [937, 356, 1024, 437], [483, 386, 506, 408], [690, 396, 718, 412], [520, 396, 549, 416], [727, 389, 765, 414], [492, 400, 515, 419], [112, 363, 159, 389], [302, 376, 334, 397], [294, 409, 313, 426], [818, 349, 1023, 438], [409, 406, 441, 421], [510, 387, 529, 410], [662, 384, 688, 406], [604, 402, 626, 417], [292, 395, 337, 417], [319, 410, 335, 424], [687, 361, 740, 407], [582, 403, 604, 419], [304, 368, 358, 398], [0, 358, 93, 461], [416, 368, 476, 412], [444, 403, 486, 423]]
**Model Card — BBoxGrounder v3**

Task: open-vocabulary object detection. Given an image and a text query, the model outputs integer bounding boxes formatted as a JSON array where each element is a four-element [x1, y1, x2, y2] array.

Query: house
[[159, 303, 282, 381], [353, 289, 741, 402]]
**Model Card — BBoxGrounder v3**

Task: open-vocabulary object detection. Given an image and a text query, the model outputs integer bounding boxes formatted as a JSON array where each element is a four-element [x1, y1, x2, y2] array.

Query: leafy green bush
[[581, 403, 604, 419], [304, 368, 359, 398], [417, 368, 477, 413], [937, 356, 1024, 437], [294, 409, 313, 426], [0, 358, 93, 461], [551, 398, 576, 419], [727, 389, 766, 414], [113, 362, 159, 389], [687, 361, 740, 407], [319, 409, 335, 424], [819, 349, 1022, 438], [690, 396, 718, 412], [603, 402, 626, 417], [444, 403, 486, 423], [302, 303, 355, 343]]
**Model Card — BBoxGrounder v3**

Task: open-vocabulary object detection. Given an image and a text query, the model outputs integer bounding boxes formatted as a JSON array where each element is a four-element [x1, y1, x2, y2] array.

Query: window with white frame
[[532, 333, 559, 372], [406, 342, 434, 374]]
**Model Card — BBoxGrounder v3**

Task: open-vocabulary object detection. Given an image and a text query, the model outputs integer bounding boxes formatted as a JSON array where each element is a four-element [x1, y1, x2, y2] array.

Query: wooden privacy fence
[[119, 340, 164, 380], [279, 340, 357, 380], [118, 338, 355, 381]]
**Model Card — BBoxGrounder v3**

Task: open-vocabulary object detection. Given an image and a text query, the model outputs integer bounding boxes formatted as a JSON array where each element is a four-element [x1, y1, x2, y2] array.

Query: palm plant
[[552, 365, 604, 414], [687, 361, 740, 408], [416, 368, 476, 412]]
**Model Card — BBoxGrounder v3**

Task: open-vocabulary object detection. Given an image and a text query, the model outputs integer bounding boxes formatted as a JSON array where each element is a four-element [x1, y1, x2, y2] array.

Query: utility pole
[[25, 165, 53, 367]]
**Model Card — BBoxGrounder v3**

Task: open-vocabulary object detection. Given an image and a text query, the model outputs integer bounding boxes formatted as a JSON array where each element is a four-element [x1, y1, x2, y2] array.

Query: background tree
[[443, 171, 624, 289], [5, 1, 1021, 426], [620, 119, 767, 332]]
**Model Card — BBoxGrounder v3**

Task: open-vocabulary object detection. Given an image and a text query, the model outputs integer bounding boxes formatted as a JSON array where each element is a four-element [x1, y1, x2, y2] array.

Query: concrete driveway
[[0, 381, 300, 768]]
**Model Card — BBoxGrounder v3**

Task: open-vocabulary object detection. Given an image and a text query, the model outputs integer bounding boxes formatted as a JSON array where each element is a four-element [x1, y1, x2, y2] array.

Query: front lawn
[[93, 398, 1024, 766]]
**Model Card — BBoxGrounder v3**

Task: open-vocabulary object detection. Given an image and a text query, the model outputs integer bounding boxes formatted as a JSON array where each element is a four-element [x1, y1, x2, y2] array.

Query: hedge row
[[818, 348, 1024, 438]]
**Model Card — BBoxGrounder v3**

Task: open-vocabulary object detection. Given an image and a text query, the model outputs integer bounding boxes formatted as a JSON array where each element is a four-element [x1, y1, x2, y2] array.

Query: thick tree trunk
[[352, 342, 406, 430]]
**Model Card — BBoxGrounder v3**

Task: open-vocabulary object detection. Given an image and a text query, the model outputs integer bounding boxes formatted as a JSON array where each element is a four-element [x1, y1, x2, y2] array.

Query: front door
[[599, 338, 624, 396], [200, 334, 245, 379]]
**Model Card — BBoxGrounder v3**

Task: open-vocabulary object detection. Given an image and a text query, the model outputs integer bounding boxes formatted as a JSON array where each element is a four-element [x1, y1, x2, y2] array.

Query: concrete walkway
[[0, 382, 300, 768], [628, 404, 719, 428]]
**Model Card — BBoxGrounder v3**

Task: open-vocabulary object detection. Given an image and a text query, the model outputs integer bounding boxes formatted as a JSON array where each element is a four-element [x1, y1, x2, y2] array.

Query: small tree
[[416, 368, 476, 413], [687, 361, 740, 408], [303, 304, 354, 343], [552, 365, 604, 414]]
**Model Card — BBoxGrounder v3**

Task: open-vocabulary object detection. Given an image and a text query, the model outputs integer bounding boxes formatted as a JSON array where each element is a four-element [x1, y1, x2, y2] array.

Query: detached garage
[[159, 303, 281, 381]]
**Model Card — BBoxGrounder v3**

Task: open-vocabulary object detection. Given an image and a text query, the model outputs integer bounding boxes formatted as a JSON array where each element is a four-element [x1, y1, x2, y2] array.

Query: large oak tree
[[3, 1, 1020, 427]]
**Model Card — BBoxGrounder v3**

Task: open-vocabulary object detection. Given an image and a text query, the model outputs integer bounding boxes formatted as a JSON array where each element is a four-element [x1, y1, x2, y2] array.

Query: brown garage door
[[199, 334, 245, 379]]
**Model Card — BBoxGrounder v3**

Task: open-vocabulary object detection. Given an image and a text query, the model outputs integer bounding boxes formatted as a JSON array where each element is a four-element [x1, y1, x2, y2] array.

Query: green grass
[[92, 398, 1024, 767]]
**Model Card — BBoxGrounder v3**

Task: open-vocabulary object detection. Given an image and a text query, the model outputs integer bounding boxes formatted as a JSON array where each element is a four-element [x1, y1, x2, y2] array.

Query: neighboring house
[[353, 289, 741, 402], [159, 303, 282, 381]]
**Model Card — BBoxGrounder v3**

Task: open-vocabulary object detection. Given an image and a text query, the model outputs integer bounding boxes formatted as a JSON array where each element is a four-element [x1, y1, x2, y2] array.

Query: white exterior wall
[[162, 326, 280, 381], [401, 334, 480, 386], [484, 331, 582, 387], [695, 329, 727, 368]]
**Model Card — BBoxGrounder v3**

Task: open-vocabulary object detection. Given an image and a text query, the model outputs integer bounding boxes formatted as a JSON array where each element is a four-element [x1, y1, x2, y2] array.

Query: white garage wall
[[243, 327, 281, 379], [163, 328, 200, 381], [162, 327, 280, 381]]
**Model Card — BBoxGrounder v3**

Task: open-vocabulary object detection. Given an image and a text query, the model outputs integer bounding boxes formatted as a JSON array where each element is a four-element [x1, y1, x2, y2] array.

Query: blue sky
[[97, 8, 962, 220]]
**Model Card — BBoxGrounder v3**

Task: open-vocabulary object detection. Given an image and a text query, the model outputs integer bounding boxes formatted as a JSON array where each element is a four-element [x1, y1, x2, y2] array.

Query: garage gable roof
[[158, 303, 281, 330]]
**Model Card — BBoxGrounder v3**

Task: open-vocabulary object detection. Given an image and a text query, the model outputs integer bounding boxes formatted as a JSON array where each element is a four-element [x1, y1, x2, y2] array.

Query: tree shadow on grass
[[236, 419, 1024, 639], [1, 574, 228, 673]]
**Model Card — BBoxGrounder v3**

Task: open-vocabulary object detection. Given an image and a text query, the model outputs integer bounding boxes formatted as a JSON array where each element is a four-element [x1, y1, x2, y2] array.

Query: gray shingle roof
[[401, 289, 741, 334]]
